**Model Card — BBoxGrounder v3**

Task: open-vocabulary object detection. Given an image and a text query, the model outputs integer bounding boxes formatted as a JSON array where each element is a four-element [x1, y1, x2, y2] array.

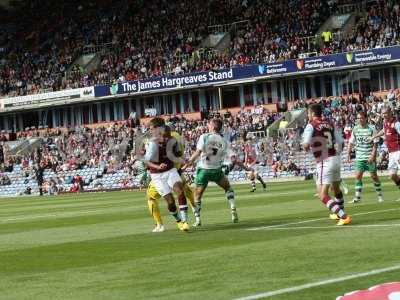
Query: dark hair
[[357, 110, 367, 118], [309, 103, 323, 117], [149, 117, 165, 128], [211, 118, 223, 132], [164, 125, 172, 137]]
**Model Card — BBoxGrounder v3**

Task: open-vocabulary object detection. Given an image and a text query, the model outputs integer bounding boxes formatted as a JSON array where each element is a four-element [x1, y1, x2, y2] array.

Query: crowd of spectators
[[0, 106, 286, 193], [3, 0, 399, 98], [329, 0, 400, 54], [0, 87, 399, 194]]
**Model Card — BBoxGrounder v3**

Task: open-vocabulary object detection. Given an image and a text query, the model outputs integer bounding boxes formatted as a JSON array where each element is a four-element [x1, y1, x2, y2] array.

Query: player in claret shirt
[[302, 104, 351, 226], [243, 140, 267, 192], [372, 107, 400, 192], [144, 117, 190, 232]]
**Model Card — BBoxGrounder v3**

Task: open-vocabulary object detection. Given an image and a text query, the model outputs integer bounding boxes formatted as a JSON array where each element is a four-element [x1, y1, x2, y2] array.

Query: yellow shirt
[[321, 31, 332, 42]]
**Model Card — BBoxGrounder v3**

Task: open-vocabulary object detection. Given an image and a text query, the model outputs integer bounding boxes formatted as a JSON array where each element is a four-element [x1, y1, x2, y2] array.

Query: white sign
[[144, 108, 157, 117], [80, 86, 94, 98], [1, 87, 95, 109]]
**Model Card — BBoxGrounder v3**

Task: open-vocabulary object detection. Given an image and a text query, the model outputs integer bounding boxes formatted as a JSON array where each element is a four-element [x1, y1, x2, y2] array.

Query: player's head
[[149, 117, 165, 139], [382, 107, 392, 121], [163, 125, 172, 138], [357, 110, 367, 126], [308, 104, 323, 121], [208, 118, 223, 133]]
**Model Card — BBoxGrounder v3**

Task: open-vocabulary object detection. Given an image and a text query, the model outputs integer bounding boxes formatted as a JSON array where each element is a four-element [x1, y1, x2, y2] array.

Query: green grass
[[1, 177, 400, 300]]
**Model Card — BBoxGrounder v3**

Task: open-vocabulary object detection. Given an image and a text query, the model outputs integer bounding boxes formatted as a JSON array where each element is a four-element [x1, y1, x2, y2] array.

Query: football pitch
[[1, 178, 400, 300]]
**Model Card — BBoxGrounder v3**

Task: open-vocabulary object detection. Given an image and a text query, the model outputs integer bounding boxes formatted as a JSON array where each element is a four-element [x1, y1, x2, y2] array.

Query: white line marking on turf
[[247, 208, 400, 231], [0, 206, 142, 223], [255, 223, 400, 230], [233, 263, 400, 300]]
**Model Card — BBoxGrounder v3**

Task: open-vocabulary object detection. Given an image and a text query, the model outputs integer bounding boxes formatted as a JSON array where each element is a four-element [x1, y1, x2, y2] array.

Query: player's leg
[[146, 181, 164, 232], [169, 169, 189, 227], [254, 169, 266, 191], [388, 151, 400, 190], [193, 186, 206, 226], [320, 182, 350, 224], [332, 156, 350, 224], [216, 174, 238, 223], [390, 172, 400, 186], [318, 157, 351, 225], [249, 170, 256, 192], [181, 176, 196, 214], [314, 170, 320, 197], [192, 168, 209, 226], [331, 181, 351, 225], [151, 173, 183, 227], [351, 161, 364, 203], [172, 181, 189, 225], [163, 193, 188, 231], [340, 179, 349, 195], [369, 162, 383, 202]]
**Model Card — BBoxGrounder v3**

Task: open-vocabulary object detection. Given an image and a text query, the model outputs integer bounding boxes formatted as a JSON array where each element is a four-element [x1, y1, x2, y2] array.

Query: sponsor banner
[[94, 46, 400, 98], [80, 86, 94, 98], [2, 87, 94, 109], [94, 68, 236, 97]]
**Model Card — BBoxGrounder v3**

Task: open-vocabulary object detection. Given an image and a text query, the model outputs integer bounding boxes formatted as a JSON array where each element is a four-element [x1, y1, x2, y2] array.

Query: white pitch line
[[247, 207, 400, 231], [233, 263, 400, 300], [0, 206, 143, 223], [255, 223, 400, 230]]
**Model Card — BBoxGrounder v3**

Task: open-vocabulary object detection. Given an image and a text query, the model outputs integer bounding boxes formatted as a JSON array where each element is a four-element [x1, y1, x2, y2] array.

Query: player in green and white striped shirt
[[347, 111, 383, 203], [133, 158, 149, 190]]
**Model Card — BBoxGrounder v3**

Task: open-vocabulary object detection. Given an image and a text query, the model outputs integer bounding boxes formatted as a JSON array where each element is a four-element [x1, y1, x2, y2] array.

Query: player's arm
[[185, 149, 202, 167], [244, 150, 248, 163], [333, 126, 344, 153], [369, 142, 378, 163], [143, 141, 166, 170], [302, 124, 314, 152], [347, 131, 355, 162], [182, 135, 204, 169], [235, 160, 252, 171], [395, 121, 400, 135], [369, 126, 379, 163], [371, 128, 384, 140], [144, 161, 166, 171]]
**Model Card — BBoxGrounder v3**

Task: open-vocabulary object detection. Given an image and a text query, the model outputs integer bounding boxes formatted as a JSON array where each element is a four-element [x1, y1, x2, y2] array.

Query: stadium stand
[[0, 0, 398, 195], [4, 0, 394, 97]]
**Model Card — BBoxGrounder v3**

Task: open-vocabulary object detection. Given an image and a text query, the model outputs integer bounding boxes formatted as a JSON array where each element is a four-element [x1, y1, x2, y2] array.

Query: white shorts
[[388, 150, 400, 175], [245, 162, 258, 172], [315, 155, 341, 185], [149, 168, 182, 197]]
